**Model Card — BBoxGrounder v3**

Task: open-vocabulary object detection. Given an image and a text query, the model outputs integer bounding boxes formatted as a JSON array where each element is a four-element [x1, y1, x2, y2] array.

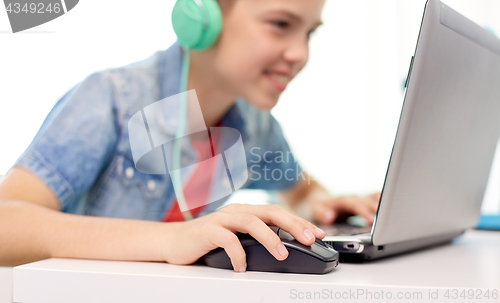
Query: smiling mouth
[[264, 71, 292, 92]]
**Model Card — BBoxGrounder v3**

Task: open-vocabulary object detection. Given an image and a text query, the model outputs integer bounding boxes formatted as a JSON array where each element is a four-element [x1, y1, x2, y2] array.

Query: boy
[[0, 0, 378, 272]]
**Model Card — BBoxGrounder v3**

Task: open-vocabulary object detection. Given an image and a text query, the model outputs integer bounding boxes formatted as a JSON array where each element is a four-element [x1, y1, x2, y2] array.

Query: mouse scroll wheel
[[315, 238, 328, 248]]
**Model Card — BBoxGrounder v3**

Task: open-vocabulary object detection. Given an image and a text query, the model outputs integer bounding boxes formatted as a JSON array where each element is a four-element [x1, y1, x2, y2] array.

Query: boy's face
[[211, 0, 325, 110]]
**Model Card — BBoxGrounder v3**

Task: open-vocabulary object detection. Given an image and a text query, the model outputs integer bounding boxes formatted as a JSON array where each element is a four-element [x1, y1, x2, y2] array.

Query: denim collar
[[158, 42, 249, 143]]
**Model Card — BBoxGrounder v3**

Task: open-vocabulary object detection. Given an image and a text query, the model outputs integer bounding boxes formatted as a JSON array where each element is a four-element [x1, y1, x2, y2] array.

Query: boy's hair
[[217, 0, 235, 14]]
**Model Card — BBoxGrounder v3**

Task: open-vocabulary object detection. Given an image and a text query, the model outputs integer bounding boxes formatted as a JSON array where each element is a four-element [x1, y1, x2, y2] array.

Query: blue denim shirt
[[15, 42, 302, 221]]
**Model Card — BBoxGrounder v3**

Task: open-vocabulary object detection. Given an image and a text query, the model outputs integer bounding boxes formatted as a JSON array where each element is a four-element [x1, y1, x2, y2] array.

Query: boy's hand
[[279, 175, 380, 227], [309, 192, 381, 226], [161, 203, 325, 272]]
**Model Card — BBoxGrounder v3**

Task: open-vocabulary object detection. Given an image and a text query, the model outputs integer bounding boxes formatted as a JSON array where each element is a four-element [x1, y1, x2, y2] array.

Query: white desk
[[13, 230, 500, 303], [0, 267, 13, 303]]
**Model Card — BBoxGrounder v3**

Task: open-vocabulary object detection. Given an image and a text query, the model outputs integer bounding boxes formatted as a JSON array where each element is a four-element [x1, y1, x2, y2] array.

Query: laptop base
[[324, 230, 465, 261]]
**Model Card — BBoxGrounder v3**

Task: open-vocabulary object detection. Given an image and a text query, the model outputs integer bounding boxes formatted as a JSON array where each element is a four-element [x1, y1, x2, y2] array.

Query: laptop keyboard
[[320, 223, 372, 236]]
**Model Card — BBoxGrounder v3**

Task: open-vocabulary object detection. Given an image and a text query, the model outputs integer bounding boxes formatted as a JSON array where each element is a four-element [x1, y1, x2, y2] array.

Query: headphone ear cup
[[172, 0, 222, 50]]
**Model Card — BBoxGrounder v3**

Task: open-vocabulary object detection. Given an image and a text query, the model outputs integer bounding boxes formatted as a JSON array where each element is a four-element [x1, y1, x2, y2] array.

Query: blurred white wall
[[1, 0, 500, 212]]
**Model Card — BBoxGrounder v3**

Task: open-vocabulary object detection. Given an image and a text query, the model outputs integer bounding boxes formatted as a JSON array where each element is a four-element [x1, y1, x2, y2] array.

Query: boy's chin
[[245, 93, 280, 111]]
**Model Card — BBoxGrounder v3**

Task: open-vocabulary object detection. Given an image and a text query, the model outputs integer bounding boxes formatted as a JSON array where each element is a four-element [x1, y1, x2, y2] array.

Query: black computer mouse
[[201, 228, 339, 274]]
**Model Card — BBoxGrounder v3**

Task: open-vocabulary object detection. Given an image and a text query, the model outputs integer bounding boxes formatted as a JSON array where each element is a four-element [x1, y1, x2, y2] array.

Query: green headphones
[[171, 0, 223, 50]]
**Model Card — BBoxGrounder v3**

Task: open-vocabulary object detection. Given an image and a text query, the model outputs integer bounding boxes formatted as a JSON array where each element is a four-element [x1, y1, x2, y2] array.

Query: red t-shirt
[[162, 127, 220, 222]]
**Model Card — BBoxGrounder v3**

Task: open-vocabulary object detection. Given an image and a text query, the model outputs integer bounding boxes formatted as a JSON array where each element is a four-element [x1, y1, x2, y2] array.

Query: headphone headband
[[193, 0, 208, 30]]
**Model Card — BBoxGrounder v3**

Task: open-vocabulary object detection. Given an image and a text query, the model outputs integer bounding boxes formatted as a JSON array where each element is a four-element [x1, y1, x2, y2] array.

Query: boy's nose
[[283, 37, 309, 66]]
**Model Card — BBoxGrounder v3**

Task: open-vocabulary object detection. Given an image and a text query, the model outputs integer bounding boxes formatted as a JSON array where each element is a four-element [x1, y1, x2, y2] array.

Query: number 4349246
[[5, 3, 62, 14], [444, 289, 498, 300]]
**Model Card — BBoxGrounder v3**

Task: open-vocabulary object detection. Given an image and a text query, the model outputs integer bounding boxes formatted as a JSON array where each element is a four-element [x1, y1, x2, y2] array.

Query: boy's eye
[[272, 20, 289, 29]]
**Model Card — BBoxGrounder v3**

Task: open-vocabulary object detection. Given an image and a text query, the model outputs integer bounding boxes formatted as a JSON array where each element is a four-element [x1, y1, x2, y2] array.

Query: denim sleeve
[[245, 115, 303, 191], [15, 72, 118, 210]]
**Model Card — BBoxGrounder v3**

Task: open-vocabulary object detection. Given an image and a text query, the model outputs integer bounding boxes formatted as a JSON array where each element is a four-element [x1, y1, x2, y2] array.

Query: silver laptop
[[322, 0, 500, 260]]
